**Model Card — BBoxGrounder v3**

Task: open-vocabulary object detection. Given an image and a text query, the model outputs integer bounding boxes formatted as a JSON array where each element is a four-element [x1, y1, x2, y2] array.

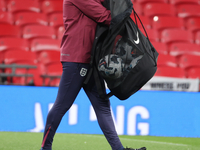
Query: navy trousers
[[41, 62, 123, 150]]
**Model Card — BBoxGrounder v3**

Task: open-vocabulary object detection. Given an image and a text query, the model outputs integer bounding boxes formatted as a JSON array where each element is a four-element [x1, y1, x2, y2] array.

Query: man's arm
[[71, 0, 111, 25]]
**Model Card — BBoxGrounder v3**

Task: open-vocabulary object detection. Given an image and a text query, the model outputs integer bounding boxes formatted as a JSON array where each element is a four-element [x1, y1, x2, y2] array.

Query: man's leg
[[83, 76, 123, 150], [41, 62, 88, 149]]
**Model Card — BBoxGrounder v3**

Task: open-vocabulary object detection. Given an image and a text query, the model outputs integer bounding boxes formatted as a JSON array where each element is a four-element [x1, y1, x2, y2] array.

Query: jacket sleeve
[[71, 0, 111, 25]]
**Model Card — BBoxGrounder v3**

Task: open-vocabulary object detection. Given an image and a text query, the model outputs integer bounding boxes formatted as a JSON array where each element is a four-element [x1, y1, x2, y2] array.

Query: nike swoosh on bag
[[134, 31, 140, 44]]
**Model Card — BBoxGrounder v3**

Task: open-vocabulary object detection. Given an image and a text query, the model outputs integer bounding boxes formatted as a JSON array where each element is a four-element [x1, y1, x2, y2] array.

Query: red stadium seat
[[169, 43, 200, 56], [31, 63, 45, 86], [5, 64, 41, 86], [0, 12, 14, 24], [57, 26, 65, 39], [169, 0, 200, 5], [0, 0, 6, 12], [14, 12, 48, 27], [176, 4, 200, 18], [178, 54, 200, 68], [151, 41, 168, 55], [6, 62, 46, 86], [46, 62, 62, 75], [4, 60, 46, 86], [185, 17, 200, 32], [157, 54, 178, 67], [187, 67, 200, 79], [22, 24, 56, 40], [7, 0, 40, 13], [37, 51, 60, 65], [131, 15, 151, 29], [152, 16, 184, 31], [31, 38, 60, 52], [0, 51, 3, 63], [160, 29, 193, 44], [0, 37, 30, 63], [42, 62, 62, 86], [132, 2, 143, 15], [0, 37, 29, 51], [3, 50, 38, 85], [143, 28, 159, 42], [3, 50, 37, 64], [143, 3, 176, 17], [135, 0, 168, 4], [155, 66, 186, 78], [49, 12, 63, 27], [195, 30, 200, 45], [0, 24, 20, 38], [41, 0, 63, 15], [30, 38, 60, 65]]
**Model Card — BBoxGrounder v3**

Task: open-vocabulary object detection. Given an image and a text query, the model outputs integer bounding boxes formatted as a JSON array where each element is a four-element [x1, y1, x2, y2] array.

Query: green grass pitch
[[0, 132, 199, 150]]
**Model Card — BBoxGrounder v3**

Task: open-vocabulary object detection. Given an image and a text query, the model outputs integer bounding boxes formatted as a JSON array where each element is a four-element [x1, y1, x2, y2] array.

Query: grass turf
[[0, 132, 199, 150]]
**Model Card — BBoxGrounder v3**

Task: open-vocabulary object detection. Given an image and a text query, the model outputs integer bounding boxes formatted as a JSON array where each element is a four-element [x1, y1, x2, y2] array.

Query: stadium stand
[[14, 12, 48, 27], [0, 24, 20, 38], [0, 12, 13, 24], [41, 0, 63, 15], [36, 50, 60, 66], [151, 41, 168, 55], [57, 26, 65, 40], [142, 28, 159, 42], [143, 3, 176, 17], [134, 0, 168, 4], [187, 67, 200, 78], [19, 62, 44, 86], [195, 30, 200, 44], [157, 54, 178, 68], [160, 29, 193, 44], [185, 17, 200, 32], [2, 50, 37, 85], [178, 54, 200, 81], [0, 37, 29, 51], [176, 4, 200, 18], [2, 65, 38, 86], [22, 24, 56, 40], [131, 2, 143, 15], [3, 50, 36, 65], [152, 16, 184, 31], [30, 38, 61, 86], [30, 38, 60, 63], [155, 66, 186, 78], [7, 0, 40, 13], [131, 14, 151, 29], [178, 54, 200, 69], [49, 12, 64, 28], [169, 43, 200, 56], [0, 37, 28, 50], [0, 37, 29, 63], [41, 62, 62, 86], [0, 0, 200, 86], [31, 38, 60, 52], [169, 0, 200, 5], [0, 0, 6, 12]]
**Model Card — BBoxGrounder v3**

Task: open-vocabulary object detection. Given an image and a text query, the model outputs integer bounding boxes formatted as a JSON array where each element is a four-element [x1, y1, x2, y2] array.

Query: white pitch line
[[120, 137, 188, 147], [81, 134, 189, 147]]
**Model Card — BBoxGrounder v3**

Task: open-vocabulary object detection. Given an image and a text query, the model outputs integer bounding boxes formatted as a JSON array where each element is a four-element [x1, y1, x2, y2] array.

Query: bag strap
[[132, 7, 157, 67], [83, 24, 113, 99], [84, 26, 108, 85], [93, 66, 114, 99]]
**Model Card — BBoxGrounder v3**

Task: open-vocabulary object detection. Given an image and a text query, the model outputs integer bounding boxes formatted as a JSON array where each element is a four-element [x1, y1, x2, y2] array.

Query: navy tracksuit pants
[[41, 62, 123, 150]]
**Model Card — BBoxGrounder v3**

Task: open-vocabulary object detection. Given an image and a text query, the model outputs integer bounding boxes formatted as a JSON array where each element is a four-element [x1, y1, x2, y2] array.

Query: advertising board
[[0, 85, 200, 137]]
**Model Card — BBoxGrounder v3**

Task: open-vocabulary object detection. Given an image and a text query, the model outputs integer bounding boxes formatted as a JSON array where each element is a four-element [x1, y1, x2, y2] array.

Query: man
[[40, 0, 146, 150]]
